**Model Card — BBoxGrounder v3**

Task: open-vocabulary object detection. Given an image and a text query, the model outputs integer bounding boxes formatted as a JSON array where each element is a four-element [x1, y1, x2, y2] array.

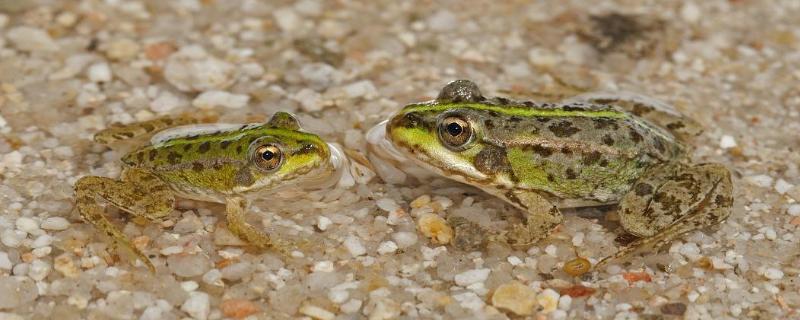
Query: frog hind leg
[[564, 91, 703, 141], [489, 190, 564, 249], [596, 162, 733, 268], [224, 197, 294, 255], [93, 111, 218, 145], [74, 168, 175, 272]]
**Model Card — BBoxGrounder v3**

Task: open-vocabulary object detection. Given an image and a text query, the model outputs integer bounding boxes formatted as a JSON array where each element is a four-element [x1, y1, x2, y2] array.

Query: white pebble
[[719, 135, 737, 149], [192, 90, 249, 109], [452, 292, 484, 311], [292, 88, 323, 112], [15, 217, 39, 233], [376, 198, 400, 212], [150, 91, 183, 113], [202, 269, 223, 286], [273, 8, 302, 33], [316, 216, 332, 231], [0, 230, 22, 248], [681, 2, 702, 23], [774, 179, 794, 195], [299, 304, 335, 320], [87, 62, 112, 82], [29, 259, 51, 281], [342, 80, 377, 99], [454, 268, 490, 287], [343, 236, 366, 257], [6, 26, 59, 52], [181, 292, 210, 320], [340, 299, 362, 314], [544, 244, 557, 256], [763, 267, 784, 280], [160, 246, 183, 255], [391, 232, 418, 248], [165, 45, 235, 92], [377, 241, 398, 255], [0, 115, 6, 129], [31, 235, 52, 248], [312, 261, 335, 273], [0, 252, 11, 270], [788, 204, 800, 216], [427, 10, 458, 32], [687, 290, 700, 302], [180, 281, 199, 292], [746, 174, 774, 188], [537, 289, 560, 313], [507, 256, 523, 266], [571, 232, 585, 246], [0, 14, 8, 29], [40, 217, 70, 231]]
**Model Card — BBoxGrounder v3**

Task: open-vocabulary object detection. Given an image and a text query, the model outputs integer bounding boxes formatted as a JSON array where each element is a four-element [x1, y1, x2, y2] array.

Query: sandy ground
[[0, 0, 799, 319]]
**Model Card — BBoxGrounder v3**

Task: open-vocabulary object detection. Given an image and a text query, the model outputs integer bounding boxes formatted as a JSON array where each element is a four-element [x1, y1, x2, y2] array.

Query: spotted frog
[[368, 80, 732, 267], [75, 112, 347, 271]]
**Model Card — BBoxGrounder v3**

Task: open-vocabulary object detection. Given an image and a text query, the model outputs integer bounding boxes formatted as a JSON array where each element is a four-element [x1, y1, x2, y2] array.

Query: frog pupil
[[262, 150, 274, 161], [446, 122, 463, 136]]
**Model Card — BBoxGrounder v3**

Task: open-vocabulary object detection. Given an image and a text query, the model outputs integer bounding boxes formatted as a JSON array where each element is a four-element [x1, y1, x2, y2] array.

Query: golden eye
[[438, 116, 473, 149], [253, 144, 283, 171]]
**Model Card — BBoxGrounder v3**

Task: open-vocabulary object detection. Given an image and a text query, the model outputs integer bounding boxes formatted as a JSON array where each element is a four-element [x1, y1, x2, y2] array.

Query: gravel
[[0, 1, 798, 319]]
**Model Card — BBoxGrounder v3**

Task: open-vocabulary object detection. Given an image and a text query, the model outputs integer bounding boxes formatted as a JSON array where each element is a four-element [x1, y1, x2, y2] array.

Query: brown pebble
[[221, 299, 259, 319], [563, 257, 592, 277], [660, 302, 687, 316]]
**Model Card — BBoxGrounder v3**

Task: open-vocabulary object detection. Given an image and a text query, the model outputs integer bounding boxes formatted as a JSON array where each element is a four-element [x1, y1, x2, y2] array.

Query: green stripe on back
[[402, 102, 628, 119]]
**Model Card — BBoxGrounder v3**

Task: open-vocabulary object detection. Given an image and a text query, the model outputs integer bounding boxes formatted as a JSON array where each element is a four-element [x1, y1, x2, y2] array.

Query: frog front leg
[[224, 197, 293, 255], [74, 168, 175, 272], [479, 190, 564, 249], [596, 162, 733, 268]]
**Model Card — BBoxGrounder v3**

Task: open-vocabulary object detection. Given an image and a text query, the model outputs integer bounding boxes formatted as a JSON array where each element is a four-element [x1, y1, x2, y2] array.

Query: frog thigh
[[500, 189, 564, 248], [74, 168, 175, 272], [564, 91, 703, 140], [93, 111, 217, 145], [224, 197, 294, 254], [599, 162, 732, 267]]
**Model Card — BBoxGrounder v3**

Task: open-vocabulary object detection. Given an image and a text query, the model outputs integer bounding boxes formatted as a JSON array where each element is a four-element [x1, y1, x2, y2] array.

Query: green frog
[[75, 112, 348, 271], [368, 80, 732, 267]]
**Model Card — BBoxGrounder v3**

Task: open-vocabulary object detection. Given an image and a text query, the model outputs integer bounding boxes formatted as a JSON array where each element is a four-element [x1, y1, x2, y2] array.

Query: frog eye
[[253, 144, 283, 171], [438, 116, 473, 149]]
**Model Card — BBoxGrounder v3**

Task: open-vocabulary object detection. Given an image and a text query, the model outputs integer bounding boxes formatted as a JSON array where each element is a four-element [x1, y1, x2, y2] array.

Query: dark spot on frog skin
[[509, 116, 522, 122], [548, 120, 581, 138], [602, 135, 615, 146], [547, 174, 556, 182], [561, 147, 573, 155], [220, 140, 232, 149], [192, 162, 204, 172], [296, 144, 317, 154], [529, 145, 554, 157], [652, 137, 666, 153], [629, 128, 643, 143], [136, 152, 144, 163], [234, 167, 254, 186], [565, 168, 578, 179], [634, 182, 653, 196], [212, 162, 224, 170], [474, 145, 511, 175], [483, 119, 495, 129], [198, 141, 211, 153], [183, 144, 193, 151], [599, 159, 609, 167], [593, 118, 618, 130], [167, 152, 181, 165], [536, 117, 552, 123], [562, 104, 588, 112], [581, 151, 602, 165], [148, 150, 158, 161], [236, 145, 243, 154]]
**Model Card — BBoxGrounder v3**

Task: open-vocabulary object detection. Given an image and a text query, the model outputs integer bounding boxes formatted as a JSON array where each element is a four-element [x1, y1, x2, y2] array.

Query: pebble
[[181, 292, 210, 320], [491, 281, 537, 315], [164, 45, 235, 92], [87, 62, 112, 82], [192, 90, 250, 109], [368, 298, 400, 320], [342, 80, 378, 99], [661, 302, 688, 315], [202, 269, 223, 286], [0, 277, 37, 309], [537, 289, 560, 314], [376, 198, 400, 212], [28, 259, 50, 281], [763, 267, 784, 280], [15, 217, 39, 234], [788, 204, 800, 216], [343, 236, 367, 257], [746, 174, 774, 188], [454, 268, 490, 287], [416, 213, 453, 245], [719, 135, 737, 149], [167, 254, 211, 277], [299, 63, 342, 89], [452, 292, 484, 311], [53, 254, 78, 277], [1, 230, 22, 248], [6, 26, 59, 52], [299, 303, 335, 320], [221, 262, 254, 281], [317, 216, 332, 231], [377, 241, 398, 255], [391, 232, 418, 248], [150, 91, 183, 113], [105, 38, 140, 61], [221, 299, 259, 319], [0, 252, 11, 270], [427, 10, 458, 31], [775, 179, 793, 195], [680, 2, 702, 23], [273, 8, 303, 33], [340, 299, 362, 314], [292, 88, 323, 112], [312, 261, 335, 273], [40, 217, 69, 231]]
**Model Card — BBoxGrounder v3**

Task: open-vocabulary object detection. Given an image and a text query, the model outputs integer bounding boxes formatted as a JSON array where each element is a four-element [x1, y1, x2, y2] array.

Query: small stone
[[763, 267, 784, 280], [145, 42, 176, 60], [409, 195, 431, 208], [202, 269, 223, 286], [661, 302, 687, 316], [680, 2, 701, 23], [0, 252, 11, 270], [299, 303, 335, 320], [788, 204, 800, 216], [746, 174, 774, 188], [165, 45, 235, 92], [537, 288, 560, 314], [775, 179, 794, 195], [343, 236, 367, 257], [491, 281, 537, 316], [299, 63, 342, 89], [181, 292, 210, 320], [29, 259, 51, 281], [0, 277, 37, 309], [292, 88, 323, 112], [150, 91, 183, 113], [221, 299, 259, 319], [105, 38, 140, 60], [417, 213, 454, 245], [376, 198, 400, 212], [317, 216, 332, 231], [41, 217, 70, 231], [368, 299, 400, 320], [167, 254, 211, 277], [392, 232, 418, 248], [377, 241, 398, 255], [221, 262, 254, 281], [15, 217, 39, 233], [312, 261, 335, 273], [340, 299, 362, 314], [427, 10, 458, 31], [452, 292, 484, 311], [87, 62, 112, 82], [342, 80, 378, 99], [454, 268, 490, 287], [719, 135, 737, 149], [6, 26, 59, 52], [273, 8, 303, 33], [192, 90, 250, 109]]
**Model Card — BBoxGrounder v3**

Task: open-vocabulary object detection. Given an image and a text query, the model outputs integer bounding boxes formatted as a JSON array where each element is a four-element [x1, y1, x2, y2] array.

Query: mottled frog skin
[[370, 80, 733, 267], [75, 112, 344, 271]]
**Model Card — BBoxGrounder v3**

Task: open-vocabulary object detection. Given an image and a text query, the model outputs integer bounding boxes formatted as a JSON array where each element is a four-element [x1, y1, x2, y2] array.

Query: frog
[[368, 80, 733, 268], [75, 112, 348, 272]]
